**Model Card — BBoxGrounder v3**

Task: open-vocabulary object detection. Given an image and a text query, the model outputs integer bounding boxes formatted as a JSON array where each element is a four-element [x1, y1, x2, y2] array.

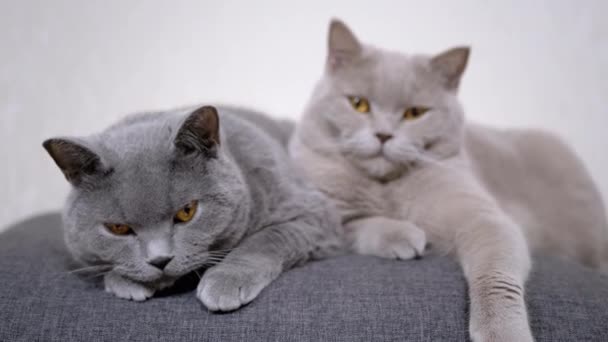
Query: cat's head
[[43, 106, 250, 284], [302, 19, 469, 181]]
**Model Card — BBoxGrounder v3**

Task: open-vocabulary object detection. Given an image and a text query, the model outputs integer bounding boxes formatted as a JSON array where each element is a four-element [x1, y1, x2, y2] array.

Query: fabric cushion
[[1, 213, 607, 341]]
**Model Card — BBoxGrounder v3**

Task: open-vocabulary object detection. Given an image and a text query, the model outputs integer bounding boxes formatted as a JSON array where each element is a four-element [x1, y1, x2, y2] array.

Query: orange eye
[[347, 96, 370, 113], [105, 223, 133, 236], [174, 201, 198, 223], [403, 107, 430, 121]]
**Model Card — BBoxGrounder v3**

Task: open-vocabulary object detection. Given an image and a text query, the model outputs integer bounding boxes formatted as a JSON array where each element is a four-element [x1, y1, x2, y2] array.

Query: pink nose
[[375, 133, 393, 144]]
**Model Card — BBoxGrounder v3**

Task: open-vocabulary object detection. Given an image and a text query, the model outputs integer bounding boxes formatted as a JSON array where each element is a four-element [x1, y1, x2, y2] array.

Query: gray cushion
[[1, 213, 607, 341]]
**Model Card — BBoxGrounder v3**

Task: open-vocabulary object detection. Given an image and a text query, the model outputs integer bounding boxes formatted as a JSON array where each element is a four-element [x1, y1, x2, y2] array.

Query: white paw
[[470, 319, 534, 342], [197, 264, 273, 312], [352, 223, 427, 260], [104, 272, 155, 301]]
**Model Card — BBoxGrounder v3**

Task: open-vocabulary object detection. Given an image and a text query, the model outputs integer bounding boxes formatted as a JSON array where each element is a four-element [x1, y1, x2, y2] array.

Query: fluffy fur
[[43, 105, 341, 311], [290, 19, 608, 341]]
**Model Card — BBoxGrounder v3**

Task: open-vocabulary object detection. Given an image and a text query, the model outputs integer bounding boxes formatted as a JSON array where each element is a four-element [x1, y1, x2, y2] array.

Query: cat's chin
[[129, 273, 178, 290], [114, 266, 164, 283], [352, 156, 407, 183]]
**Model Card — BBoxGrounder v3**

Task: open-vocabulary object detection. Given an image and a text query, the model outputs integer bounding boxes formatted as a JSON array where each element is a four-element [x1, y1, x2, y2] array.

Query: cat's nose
[[375, 132, 393, 144], [147, 255, 174, 270]]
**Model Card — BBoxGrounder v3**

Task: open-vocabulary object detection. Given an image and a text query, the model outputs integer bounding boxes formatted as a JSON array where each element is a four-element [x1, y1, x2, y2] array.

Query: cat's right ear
[[43, 138, 106, 186], [327, 19, 362, 72], [174, 105, 220, 157]]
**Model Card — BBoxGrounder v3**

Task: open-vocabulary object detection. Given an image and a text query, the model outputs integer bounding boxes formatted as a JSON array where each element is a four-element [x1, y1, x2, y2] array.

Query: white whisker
[[66, 264, 113, 275]]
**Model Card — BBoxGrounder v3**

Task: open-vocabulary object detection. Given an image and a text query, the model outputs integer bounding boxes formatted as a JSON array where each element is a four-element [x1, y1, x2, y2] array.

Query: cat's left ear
[[431, 46, 470, 90], [174, 105, 220, 157]]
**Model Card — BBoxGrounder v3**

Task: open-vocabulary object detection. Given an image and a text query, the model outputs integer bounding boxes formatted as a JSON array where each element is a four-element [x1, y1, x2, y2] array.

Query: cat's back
[[214, 107, 293, 168], [103, 106, 292, 157], [217, 106, 294, 147], [464, 123, 608, 268], [464, 123, 600, 205]]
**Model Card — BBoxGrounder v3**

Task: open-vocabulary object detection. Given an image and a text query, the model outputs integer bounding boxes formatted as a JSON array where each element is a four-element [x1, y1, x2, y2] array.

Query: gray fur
[[290, 19, 608, 341], [43, 105, 341, 311]]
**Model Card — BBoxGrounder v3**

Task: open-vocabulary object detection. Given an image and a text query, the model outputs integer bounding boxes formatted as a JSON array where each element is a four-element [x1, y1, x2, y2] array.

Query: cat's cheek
[[64, 226, 97, 264], [161, 262, 182, 278]]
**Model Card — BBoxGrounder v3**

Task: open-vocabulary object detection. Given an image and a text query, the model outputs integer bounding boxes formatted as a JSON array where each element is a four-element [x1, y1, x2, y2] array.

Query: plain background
[[1, 0, 607, 231]]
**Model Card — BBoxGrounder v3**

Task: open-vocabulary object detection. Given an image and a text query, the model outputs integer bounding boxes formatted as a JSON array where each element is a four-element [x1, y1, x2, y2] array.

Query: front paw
[[470, 327, 534, 342], [104, 272, 155, 301], [470, 319, 534, 342], [197, 263, 274, 312], [352, 223, 427, 260]]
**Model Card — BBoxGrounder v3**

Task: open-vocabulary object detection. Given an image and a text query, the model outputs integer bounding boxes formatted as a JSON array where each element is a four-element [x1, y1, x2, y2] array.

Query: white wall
[[1, 0, 607, 231]]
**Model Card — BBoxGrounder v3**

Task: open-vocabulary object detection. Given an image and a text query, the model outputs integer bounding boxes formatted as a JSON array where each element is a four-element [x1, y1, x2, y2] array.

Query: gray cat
[[43, 105, 341, 311], [290, 20, 608, 341]]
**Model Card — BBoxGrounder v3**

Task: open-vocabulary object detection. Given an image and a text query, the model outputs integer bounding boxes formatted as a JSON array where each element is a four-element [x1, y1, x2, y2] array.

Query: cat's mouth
[[371, 149, 418, 168], [343, 144, 423, 181], [349, 154, 408, 182], [356, 144, 434, 182]]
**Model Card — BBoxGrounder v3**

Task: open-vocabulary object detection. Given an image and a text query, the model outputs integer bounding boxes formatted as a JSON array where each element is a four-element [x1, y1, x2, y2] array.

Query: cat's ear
[[174, 105, 220, 157], [43, 138, 106, 186], [327, 19, 362, 71], [431, 46, 470, 90]]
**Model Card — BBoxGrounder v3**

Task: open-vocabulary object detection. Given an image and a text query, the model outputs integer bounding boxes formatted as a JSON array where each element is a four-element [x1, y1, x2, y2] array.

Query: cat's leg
[[457, 212, 533, 342], [197, 219, 337, 311], [104, 272, 156, 301], [345, 216, 427, 260]]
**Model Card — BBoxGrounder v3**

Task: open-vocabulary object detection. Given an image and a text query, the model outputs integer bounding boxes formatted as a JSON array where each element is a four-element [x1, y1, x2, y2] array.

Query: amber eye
[[403, 107, 430, 121], [174, 201, 198, 224], [347, 96, 370, 113], [105, 223, 133, 236]]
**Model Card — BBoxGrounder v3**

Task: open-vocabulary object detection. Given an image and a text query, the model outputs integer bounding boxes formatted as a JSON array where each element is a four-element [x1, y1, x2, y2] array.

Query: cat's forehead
[[97, 116, 177, 164], [333, 47, 444, 106], [87, 144, 196, 224]]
